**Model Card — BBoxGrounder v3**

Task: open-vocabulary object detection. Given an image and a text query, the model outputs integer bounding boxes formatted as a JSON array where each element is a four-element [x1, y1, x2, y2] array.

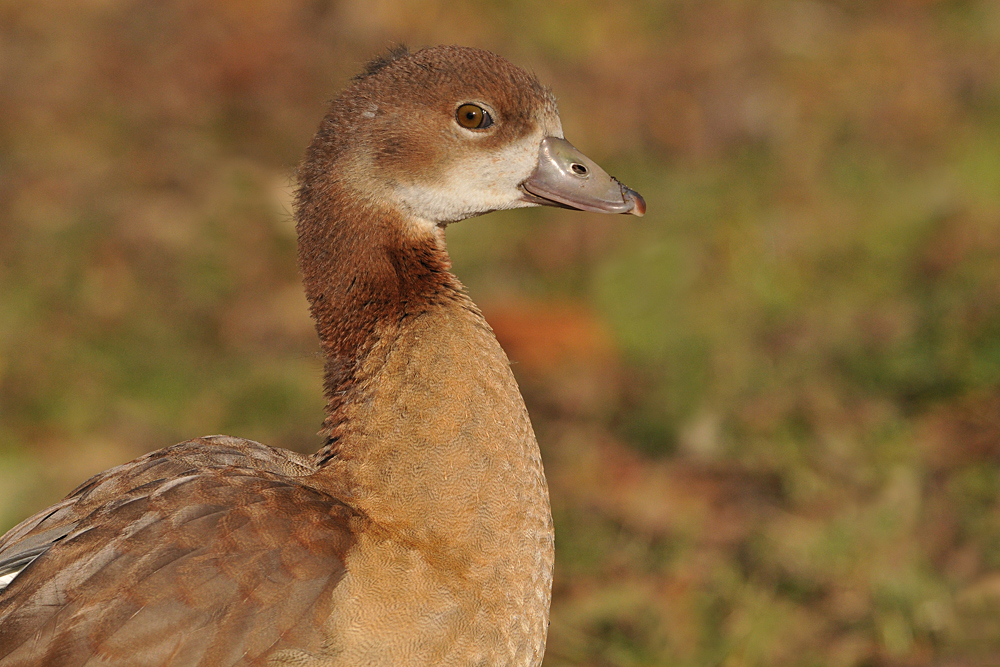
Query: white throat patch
[[390, 130, 549, 225]]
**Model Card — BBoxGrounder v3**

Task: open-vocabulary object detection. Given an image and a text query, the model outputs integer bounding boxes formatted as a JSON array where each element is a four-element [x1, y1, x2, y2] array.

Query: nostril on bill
[[570, 163, 588, 176]]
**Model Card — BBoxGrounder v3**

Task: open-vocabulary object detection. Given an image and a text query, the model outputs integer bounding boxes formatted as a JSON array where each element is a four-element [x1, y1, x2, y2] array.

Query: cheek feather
[[388, 131, 545, 224]]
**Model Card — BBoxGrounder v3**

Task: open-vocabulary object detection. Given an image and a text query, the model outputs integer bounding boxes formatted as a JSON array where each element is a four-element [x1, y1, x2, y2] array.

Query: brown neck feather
[[295, 139, 554, 666], [295, 178, 462, 462]]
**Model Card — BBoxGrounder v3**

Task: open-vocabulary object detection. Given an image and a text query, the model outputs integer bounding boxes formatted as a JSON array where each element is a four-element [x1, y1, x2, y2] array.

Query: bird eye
[[456, 104, 493, 130]]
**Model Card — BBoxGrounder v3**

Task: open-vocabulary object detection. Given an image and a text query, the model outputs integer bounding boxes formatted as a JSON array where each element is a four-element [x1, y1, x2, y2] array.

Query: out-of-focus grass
[[2, 1, 1000, 665]]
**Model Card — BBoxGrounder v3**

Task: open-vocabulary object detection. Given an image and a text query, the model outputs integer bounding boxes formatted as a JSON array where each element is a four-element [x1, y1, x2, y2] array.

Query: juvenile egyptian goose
[[0, 45, 644, 666]]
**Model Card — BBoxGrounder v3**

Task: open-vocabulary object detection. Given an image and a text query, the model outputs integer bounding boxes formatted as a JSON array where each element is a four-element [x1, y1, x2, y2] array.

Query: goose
[[0, 45, 644, 666]]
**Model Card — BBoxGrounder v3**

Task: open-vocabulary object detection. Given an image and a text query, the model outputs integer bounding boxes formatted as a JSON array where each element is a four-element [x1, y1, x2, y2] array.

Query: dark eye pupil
[[457, 104, 491, 129]]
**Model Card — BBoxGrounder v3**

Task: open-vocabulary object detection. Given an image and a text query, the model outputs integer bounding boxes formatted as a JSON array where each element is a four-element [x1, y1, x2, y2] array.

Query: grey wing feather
[[0, 499, 80, 593]]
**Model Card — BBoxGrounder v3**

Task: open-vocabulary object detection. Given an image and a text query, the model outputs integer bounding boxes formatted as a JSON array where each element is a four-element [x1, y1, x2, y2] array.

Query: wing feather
[[0, 437, 354, 666]]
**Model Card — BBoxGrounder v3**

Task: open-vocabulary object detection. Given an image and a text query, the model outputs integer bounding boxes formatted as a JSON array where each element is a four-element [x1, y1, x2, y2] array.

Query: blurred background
[[2, 0, 1000, 664]]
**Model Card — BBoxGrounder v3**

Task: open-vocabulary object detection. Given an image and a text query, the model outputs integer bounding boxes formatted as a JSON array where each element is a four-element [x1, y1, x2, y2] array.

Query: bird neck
[[296, 181, 460, 446], [295, 179, 550, 536], [296, 168, 554, 665]]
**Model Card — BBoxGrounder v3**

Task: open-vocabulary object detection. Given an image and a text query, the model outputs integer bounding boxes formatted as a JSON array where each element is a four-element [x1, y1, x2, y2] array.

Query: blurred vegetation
[[2, 0, 1000, 665]]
